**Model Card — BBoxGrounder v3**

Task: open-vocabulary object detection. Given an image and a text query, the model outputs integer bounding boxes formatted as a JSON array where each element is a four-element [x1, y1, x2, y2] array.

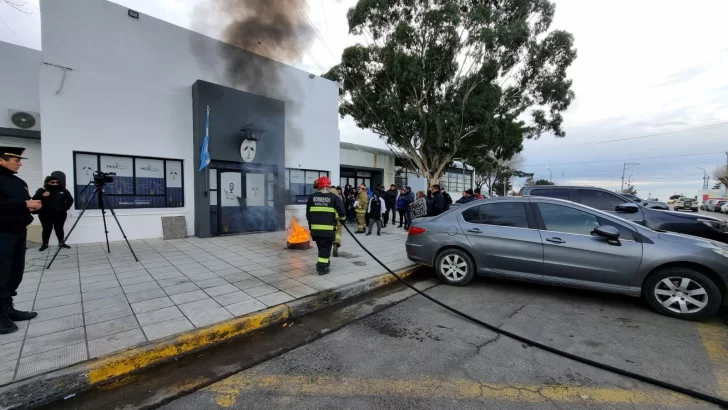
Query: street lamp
[[546, 167, 552, 183], [697, 167, 708, 190], [628, 173, 635, 185]]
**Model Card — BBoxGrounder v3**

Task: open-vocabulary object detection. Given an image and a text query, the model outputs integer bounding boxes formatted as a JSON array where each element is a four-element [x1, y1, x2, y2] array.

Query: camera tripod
[[46, 180, 139, 269]]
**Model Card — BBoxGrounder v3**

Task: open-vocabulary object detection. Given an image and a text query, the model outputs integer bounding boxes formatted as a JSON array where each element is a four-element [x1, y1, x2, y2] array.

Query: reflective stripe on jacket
[[306, 190, 346, 238]]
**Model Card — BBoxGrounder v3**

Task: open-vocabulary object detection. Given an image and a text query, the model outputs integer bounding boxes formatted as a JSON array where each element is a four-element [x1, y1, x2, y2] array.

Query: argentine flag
[[199, 105, 211, 171]]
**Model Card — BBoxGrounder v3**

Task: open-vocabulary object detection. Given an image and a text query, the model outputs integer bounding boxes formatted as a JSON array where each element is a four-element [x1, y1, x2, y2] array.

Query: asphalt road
[[161, 276, 728, 409]]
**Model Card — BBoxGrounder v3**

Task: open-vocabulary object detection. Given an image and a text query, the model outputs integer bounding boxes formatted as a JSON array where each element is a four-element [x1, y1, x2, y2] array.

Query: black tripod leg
[[99, 191, 111, 253], [101, 193, 139, 263], [46, 188, 98, 269]]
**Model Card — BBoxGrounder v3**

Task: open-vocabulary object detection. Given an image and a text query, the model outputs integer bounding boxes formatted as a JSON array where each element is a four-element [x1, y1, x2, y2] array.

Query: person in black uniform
[[32, 175, 74, 251], [306, 176, 346, 275], [0, 146, 41, 334]]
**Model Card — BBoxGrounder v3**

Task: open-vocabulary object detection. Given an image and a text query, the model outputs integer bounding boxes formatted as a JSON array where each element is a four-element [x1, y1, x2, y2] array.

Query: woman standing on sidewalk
[[32, 176, 74, 251]]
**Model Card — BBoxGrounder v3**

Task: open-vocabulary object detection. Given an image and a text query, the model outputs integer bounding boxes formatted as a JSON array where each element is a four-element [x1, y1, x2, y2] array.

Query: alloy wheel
[[440, 254, 468, 282], [653, 277, 708, 314]]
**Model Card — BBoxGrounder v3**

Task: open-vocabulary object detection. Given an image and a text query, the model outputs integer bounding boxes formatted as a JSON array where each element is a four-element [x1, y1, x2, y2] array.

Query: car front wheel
[[643, 268, 721, 320], [435, 248, 475, 286]]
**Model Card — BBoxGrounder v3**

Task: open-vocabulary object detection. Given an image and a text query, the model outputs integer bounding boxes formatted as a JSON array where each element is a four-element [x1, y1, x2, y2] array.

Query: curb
[[0, 266, 418, 410]]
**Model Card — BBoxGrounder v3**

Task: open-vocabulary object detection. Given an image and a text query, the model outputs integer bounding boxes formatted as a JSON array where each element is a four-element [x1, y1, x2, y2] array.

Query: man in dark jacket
[[428, 184, 446, 216], [33, 175, 74, 251], [403, 186, 416, 229], [441, 187, 453, 210], [456, 189, 477, 204], [0, 146, 41, 334], [383, 184, 398, 227], [306, 176, 346, 275]]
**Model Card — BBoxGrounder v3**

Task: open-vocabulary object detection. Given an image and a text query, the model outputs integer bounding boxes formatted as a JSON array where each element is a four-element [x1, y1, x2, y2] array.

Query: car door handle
[[467, 228, 482, 234], [546, 237, 565, 244]]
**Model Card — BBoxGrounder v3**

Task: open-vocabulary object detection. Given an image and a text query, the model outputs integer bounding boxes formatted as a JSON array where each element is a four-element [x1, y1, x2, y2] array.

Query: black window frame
[[73, 151, 184, 210], [285, 168, 330, 204], [460, 202, 534, 229]]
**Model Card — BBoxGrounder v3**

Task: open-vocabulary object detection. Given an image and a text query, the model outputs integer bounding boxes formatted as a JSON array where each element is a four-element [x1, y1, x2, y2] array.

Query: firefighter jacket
[[355, 189, 369, 214], [306, 189, 346, 238]]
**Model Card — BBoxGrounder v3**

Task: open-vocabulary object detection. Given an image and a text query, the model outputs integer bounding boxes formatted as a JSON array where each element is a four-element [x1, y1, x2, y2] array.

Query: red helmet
[[317, 176, 331, 188]]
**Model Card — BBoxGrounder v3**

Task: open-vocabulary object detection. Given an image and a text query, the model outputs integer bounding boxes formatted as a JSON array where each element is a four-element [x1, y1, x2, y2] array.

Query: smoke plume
[[191, 0, 316, 151]]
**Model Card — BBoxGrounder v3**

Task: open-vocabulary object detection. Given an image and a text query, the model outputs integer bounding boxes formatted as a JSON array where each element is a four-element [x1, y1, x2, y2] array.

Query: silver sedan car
[[406, 197, 728, 320]]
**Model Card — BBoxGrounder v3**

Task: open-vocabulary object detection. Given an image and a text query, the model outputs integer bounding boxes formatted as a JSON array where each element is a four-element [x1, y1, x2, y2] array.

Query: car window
[[461, 203, 529, 228], [530, 188, 570, 201], [597, 216, 636, 241], [577, 189, 625, 211], [538, 203, 600, 236]]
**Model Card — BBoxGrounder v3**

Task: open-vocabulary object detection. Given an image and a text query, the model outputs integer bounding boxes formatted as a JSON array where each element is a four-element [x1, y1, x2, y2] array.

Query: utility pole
[[547, 167, 552, 183], [621, 162, 639, 193], [697, 167, 709, 190]]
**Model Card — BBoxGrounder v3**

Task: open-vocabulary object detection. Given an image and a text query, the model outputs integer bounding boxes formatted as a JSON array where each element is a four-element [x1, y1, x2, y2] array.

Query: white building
[[1, 0, 340, 244]]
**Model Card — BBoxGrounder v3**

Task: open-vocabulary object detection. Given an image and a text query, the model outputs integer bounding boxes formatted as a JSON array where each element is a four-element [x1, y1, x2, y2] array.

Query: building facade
[[0, 0, 340, 244]]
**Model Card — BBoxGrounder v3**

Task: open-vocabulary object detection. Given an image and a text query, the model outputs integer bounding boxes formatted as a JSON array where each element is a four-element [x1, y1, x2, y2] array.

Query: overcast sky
[[2, 0, 727, 200]]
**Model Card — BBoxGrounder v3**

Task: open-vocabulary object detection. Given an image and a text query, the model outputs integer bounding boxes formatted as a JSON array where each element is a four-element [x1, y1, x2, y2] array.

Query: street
[[697, 209, 728, 222], [156, 275, 726, 410]]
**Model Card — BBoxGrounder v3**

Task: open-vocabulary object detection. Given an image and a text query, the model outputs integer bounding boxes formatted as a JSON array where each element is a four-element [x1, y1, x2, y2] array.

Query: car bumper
[[406, 243, 432, 266]]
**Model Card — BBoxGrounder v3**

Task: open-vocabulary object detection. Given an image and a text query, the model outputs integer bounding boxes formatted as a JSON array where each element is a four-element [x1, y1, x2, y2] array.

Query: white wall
[[38, 0, 339, 243], [0, 42, 41, 130], [340, 147, 396, 185]]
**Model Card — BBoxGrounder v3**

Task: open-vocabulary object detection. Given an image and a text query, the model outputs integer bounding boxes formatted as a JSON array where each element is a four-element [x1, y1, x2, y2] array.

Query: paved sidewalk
[[0, 223, 413, 386]]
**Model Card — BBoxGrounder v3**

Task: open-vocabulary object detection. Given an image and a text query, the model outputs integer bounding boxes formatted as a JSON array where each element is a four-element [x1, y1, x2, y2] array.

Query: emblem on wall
[[240, 139, 256, 163]]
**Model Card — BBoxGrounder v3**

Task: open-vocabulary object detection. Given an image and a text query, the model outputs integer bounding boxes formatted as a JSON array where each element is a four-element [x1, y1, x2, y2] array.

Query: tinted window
[[461, 203, 529, 228], [578, 190, 625, 211], [538, 203, 599, 236], [530, 188, 570, 200], [597, 216, 636, 241]]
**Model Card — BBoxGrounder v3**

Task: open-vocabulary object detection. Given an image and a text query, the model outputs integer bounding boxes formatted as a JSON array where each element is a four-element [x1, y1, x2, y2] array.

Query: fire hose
[[341, 222, 728, 408]]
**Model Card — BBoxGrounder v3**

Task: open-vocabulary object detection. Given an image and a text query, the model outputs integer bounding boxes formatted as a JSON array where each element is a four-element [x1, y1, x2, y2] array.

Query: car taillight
[[408, 226, 426, 235]]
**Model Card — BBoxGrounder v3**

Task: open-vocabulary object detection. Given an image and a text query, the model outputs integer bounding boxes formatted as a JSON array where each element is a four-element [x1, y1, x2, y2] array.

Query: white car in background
[[721, 202, 728, 214], [673, 197, 698, 212]]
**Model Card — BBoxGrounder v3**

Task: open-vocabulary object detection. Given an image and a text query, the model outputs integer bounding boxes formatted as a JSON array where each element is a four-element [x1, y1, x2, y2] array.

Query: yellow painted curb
[[86, 266, 418, 386]]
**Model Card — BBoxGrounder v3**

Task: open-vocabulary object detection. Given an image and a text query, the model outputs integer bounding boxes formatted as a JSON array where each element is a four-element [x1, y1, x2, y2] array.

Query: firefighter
[[306, 176, 345, 274], [355, 183, 369, 233], [312, 180, 342, 257]]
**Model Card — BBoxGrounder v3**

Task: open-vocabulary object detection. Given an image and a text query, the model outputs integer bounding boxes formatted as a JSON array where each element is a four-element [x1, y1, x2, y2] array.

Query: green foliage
[[533, 178, 554, 185], [324, 0, 576, 183], [622, 184, 638, 196]]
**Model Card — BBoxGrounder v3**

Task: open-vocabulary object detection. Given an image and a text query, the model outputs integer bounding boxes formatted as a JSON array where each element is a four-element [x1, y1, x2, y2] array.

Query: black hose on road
[[342, 223, 728, 408]]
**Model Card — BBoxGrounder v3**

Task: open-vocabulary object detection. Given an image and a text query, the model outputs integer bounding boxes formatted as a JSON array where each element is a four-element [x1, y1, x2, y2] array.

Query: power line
[[522, 151, 724, 167], [524, 122, 728, 153]]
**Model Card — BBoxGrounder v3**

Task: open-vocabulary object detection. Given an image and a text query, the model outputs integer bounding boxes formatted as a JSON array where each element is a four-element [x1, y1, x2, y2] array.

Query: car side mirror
[[615, 202, 639, 213], [593, 225, 620, 240]]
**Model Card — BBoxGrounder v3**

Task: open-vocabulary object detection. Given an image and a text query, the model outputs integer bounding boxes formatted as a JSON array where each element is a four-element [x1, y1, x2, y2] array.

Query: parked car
[[620, 193, 669, 210], [667, 194, 683, 205], [406, 196, 728, 320], [722, 203, 728, 214], [708, 200, 727, 212], [700, 200, 716, 211], [674, 197, 699, 212], [518, 185, 728, 244]]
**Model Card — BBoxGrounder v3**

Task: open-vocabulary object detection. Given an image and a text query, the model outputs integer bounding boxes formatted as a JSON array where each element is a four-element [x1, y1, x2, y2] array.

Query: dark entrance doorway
[[208, 162, 277, 236]]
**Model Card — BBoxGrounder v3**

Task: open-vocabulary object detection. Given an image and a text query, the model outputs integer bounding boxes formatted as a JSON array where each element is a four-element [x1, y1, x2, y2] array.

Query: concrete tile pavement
[[0, 222, 414, 385]]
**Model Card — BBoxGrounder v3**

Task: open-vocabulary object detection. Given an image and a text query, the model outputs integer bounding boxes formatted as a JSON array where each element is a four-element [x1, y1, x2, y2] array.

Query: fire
[[287, 217, 311, 244]]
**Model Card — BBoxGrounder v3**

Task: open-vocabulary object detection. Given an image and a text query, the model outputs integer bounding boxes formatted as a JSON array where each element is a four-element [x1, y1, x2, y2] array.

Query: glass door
[[218, 171, 244, 234]]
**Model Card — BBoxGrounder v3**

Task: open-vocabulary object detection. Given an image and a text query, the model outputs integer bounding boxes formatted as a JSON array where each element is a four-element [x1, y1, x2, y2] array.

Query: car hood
[[657, 210, 724, 222]]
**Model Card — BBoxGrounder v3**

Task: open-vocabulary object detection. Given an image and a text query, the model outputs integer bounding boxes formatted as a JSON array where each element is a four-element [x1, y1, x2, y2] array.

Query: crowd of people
[[332, 182, 487, 232]]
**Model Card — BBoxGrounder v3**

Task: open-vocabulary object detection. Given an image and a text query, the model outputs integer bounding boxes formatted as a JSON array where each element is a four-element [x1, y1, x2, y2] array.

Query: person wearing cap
[[306, 176, 346, 275], [456, 189, 477, 204], [32, 175, 75, 251], [0, 146, 41, 334]]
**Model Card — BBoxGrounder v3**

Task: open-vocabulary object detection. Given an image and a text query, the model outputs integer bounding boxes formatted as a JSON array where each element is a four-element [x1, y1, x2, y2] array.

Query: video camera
[[93, 170, 116, 186]]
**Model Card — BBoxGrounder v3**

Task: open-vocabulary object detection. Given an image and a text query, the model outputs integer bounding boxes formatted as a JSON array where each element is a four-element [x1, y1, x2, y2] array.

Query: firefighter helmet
[[317, 176, 332, 188]]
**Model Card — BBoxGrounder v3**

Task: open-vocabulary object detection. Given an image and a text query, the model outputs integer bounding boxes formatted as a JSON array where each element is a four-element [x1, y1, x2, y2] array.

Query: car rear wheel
[[643, 268, 721, 320], [435, 248, 475, 286]]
